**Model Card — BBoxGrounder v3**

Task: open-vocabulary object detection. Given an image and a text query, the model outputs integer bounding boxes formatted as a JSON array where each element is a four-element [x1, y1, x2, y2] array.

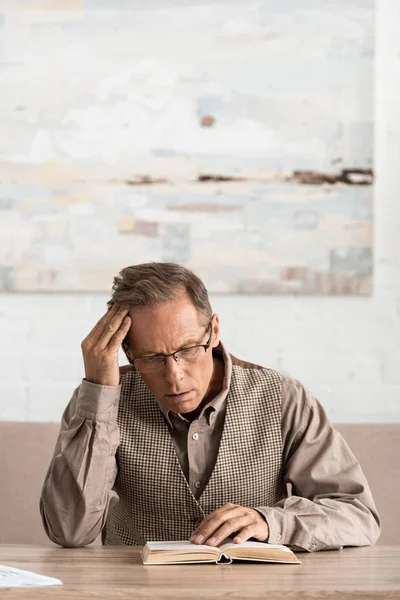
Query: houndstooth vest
[[103, 359, 283, 545]]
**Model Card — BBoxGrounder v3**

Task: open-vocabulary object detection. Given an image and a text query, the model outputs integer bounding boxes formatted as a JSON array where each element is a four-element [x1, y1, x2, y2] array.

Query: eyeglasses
[[130, 322, 213, 375]]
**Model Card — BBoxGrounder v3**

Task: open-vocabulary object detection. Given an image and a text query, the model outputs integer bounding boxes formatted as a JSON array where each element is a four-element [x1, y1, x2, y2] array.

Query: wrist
[[84, 370, 120, 387], [85, 378, 120, 387], [77, 379, 122, 421]]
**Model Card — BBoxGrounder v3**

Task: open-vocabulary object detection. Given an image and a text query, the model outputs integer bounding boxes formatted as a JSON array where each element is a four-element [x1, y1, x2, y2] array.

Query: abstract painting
[[0, 0, 374, 293]]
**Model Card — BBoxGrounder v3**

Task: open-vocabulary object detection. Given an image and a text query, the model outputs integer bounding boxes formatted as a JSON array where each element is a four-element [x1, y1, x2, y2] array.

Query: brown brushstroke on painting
[[132, 221, 159, 237], [167, 203, 243, 212], [200, 115, 216, 127], [282, 267, 309, 281], [198, 174, 246, 183], [281, 266, 370, 294], [286, 168, 373, 186], [38, 269, 58, 284], [125, 175, 169, 185], [113, 169, 372, 187], [117, 218, 159, 237]]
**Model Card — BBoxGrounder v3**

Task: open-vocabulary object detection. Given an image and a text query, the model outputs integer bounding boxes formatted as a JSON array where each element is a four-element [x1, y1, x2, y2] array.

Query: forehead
[[125, 294, 205, 353]]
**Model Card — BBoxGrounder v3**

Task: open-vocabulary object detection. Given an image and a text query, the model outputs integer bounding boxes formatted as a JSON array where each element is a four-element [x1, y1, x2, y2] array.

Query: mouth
[[165, 390, 193, 402]]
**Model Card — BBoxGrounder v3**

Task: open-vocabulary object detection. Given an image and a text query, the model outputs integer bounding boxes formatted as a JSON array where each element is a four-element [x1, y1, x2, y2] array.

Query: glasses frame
[[130, 321, 213, 373]]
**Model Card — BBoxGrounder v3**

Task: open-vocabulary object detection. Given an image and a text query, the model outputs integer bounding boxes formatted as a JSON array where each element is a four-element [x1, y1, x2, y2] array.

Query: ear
[[211, 313, 220, 348]]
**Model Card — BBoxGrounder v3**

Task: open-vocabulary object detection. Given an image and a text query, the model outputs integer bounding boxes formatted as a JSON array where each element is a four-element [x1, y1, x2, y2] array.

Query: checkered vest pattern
[[103, 362, 283, 545]]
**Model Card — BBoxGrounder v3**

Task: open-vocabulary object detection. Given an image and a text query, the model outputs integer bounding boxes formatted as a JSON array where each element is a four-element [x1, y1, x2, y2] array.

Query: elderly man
[[40, 262, 380, 551]]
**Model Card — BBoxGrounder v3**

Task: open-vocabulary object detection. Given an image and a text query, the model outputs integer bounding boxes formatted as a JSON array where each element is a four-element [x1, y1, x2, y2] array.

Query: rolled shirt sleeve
[[40, 380, 121, 547], [255, 376, 381, 552]]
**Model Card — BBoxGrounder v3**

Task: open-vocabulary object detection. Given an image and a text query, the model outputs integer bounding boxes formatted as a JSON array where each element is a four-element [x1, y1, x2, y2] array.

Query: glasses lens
[[134, 356, 164, 374], [176, 346, 202, 363], [134, 343, 206, 373]]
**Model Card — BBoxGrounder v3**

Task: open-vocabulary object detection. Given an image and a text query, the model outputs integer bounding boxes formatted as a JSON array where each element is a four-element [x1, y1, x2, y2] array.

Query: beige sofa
[[0, 422, 398, 545]]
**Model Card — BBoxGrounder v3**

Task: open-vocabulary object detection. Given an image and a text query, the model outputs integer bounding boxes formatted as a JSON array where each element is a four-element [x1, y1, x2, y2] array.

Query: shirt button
[[194, 481, 201, 489], [310, 543, 316, 551], [192, 432, 199, 441], [276, 533, 282, 541]]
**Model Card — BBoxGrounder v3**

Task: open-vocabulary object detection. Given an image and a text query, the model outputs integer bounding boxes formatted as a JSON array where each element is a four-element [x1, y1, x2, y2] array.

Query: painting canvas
[[0, 0, 374, 294]]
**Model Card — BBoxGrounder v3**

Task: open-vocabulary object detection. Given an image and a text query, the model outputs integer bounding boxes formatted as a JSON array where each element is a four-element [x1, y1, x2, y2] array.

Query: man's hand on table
[[190, 503, 269, 547]]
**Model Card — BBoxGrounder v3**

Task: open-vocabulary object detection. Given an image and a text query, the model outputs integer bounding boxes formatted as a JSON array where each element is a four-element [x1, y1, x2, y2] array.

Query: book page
[[220, 541, 292, 553], [146, 541, 219, 554], [0, 565, 62, 588]]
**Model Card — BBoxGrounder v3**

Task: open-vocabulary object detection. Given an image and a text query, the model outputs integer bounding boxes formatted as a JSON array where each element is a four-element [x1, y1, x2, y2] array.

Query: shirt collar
[[158, 341, 232, 428]]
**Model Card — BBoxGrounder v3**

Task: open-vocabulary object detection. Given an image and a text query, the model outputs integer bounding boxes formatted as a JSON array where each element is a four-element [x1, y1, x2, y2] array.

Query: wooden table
[[0, 545, 399, 599]]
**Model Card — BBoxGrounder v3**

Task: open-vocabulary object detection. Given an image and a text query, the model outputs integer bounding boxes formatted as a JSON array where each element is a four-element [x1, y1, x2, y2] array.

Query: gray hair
[[108, 262, 212, 324]]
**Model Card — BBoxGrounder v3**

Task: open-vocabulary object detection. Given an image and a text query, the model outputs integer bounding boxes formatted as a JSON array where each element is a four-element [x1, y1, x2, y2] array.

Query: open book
[[141, 540, 301, 565]]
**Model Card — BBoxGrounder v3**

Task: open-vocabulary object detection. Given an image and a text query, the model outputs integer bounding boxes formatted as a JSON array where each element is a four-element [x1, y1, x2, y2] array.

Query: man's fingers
[[97, 307, 129, 349], [83, 304, 120, 346], [80, 304, 131, 387], [190, 506, 245, 544], [195, 503, 237, 529], [190, 505, 269, 547], [232, 524, 262, 545], [107, 315, 131, 352], [94, 304, 119, 332], [204, 515, 253, 547]]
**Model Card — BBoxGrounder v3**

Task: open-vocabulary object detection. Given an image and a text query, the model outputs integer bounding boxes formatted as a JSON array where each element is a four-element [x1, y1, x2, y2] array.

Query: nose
[[163, 354, 184, 385]]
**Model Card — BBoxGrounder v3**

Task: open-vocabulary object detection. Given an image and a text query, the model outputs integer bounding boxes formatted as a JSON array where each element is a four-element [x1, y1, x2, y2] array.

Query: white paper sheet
[[0, 564, 62, 588]]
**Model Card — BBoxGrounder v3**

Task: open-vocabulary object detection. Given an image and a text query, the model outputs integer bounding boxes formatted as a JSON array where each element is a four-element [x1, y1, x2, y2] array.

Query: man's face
[[123, 293, 220, 414]]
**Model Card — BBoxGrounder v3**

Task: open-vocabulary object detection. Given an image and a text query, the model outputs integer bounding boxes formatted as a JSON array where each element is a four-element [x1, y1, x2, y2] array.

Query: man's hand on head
[[81, 304, 131, 387], [189, 503, 269, 547]]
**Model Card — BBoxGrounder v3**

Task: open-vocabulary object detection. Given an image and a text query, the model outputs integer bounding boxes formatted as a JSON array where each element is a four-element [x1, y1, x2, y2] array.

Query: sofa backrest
[[0, 421, 397, 545], [0, 422, 60, 545], [335, 423, 398, 546]]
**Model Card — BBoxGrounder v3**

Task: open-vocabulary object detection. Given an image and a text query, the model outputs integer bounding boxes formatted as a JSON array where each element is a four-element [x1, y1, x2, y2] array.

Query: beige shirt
[[40, 345, 380, 551]]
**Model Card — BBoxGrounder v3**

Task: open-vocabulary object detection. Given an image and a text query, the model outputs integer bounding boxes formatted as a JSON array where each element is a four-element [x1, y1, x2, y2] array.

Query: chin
[[170, 401, 198, 415], [164, 393, 201, 415], [179, 400, 201, 414]]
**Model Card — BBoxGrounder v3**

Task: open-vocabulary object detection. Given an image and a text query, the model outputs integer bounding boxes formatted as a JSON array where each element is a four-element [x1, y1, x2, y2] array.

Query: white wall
[[1, 0, 400, 423]]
